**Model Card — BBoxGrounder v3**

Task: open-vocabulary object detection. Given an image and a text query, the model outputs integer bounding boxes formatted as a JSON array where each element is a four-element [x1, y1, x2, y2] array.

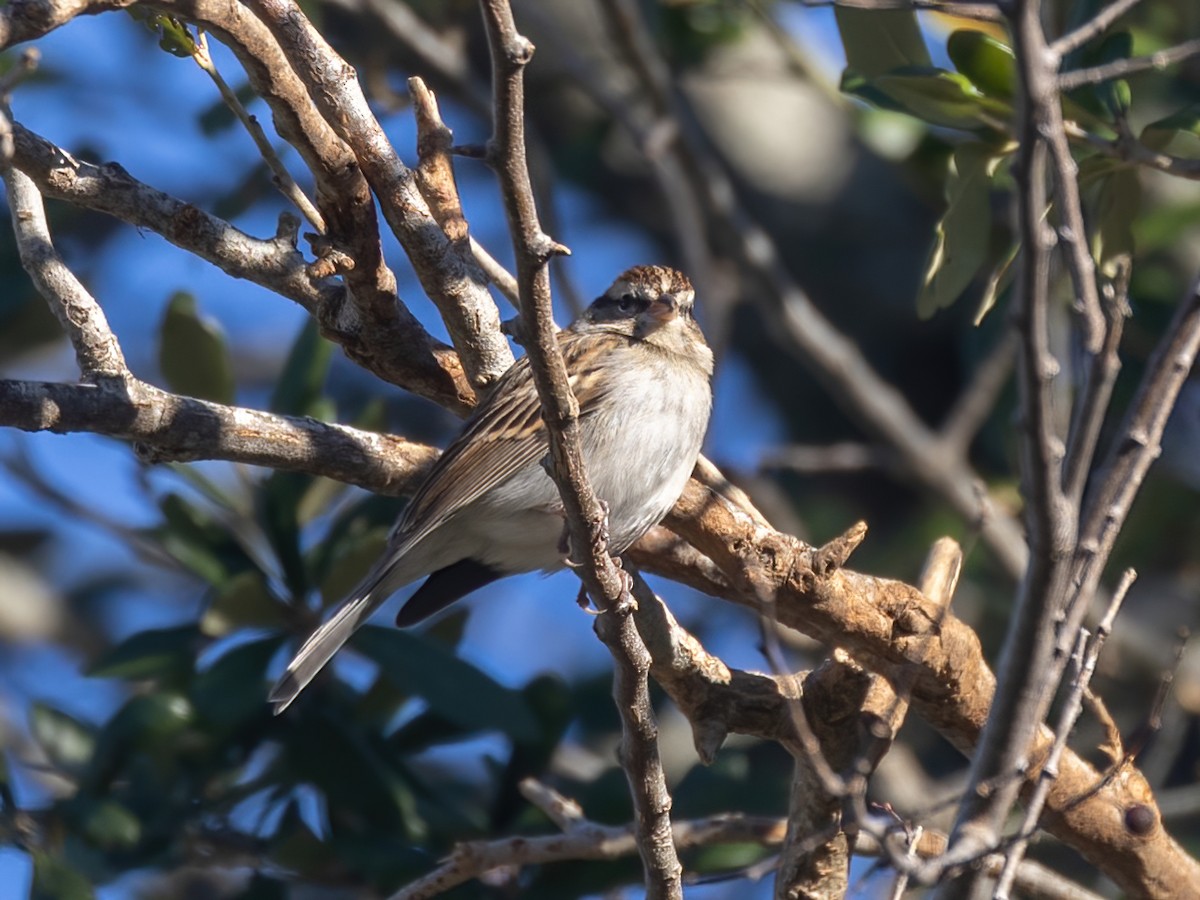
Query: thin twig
[[192, 30, 325, 231], [1067, 275, 1200, 648], [939, 330, 1018, 454], [408, 76, 468, 243], [388, 810, 787, 900], [1064, 119, 1200, 180], [993, 568, 1135, 899], [469, 236, 520, 307], [1051, 0, 1146, 57], [478, 3, 681, 897], [1059, 38, 1200, 91], [596, 0, 1030, 580], [943, 0, 1079, 876], [760, 442, 885, 475], [1063, 259, 1129, 506], [798, 0, 1001, 19], [250, 0, 514, 390]]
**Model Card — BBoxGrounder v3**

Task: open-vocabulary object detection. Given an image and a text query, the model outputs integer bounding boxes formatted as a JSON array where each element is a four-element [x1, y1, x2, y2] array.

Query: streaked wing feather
[[394, 331, 621, 549]]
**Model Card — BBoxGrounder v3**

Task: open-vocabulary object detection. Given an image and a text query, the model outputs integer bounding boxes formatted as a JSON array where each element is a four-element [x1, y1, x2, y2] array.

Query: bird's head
[[574, 266, 704, 355]]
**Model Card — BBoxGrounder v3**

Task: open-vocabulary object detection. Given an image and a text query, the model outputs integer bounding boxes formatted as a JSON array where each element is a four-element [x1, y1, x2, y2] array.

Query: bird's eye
[[616, 293, 639, 313]]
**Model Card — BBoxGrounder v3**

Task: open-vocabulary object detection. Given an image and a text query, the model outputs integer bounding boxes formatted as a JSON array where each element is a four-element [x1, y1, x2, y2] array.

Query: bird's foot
[[559, 500, 611, 568]]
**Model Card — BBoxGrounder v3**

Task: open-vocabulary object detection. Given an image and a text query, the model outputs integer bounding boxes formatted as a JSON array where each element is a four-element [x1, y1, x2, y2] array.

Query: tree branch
[[249, 0, 514, 390], [2, 139, 127, 381], [478, 2, 681, 896], [1051, 0, 1146, 57], [630, 473, 1200, 896], [0, 378, 437, 495], [10, 118, 475, 414], [941, 0, 1080, 876], [1059, 38, 1200, 91]]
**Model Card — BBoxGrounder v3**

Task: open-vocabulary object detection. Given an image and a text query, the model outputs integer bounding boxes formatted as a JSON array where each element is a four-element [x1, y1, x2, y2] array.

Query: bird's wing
[[394, 330, 622, 550]]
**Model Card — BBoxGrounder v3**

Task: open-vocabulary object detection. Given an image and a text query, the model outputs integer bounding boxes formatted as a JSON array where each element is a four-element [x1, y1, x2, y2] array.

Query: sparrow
[[270, 265, 713, 712]]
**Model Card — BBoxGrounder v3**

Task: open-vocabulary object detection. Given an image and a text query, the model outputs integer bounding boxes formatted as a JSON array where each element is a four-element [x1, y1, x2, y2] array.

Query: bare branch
[[799, 0, 1002, 18], [190, 30, 324, 231], [479, 3, 679, 896], [1069, 276, 1200, 636], [638, 476, 1200, 895], [1059, 38, 1200, 91], [628, 574, 804, 760], [159, 0, 423, 375], [1, 149, 128, 380], [943, 0, 1081, 872], [469, 237, 520, 307], [249, 0, 514, 390], [1065, 120, 1200, 180], [1051, 0, 1146, 57], [0, 378, 437, 496], [1064, 261, 1129, 505], [993, 568, 1136, 900], [388, 810, 787, 900], [940, 331, 1017, 454], [0, 0, 136, 48], [10, 119, 475, 413], [761, 442, 885, 475], [409, 77, 468, 244]]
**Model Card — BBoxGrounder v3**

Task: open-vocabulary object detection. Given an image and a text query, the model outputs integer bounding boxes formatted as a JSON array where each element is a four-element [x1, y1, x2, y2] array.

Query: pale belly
[[466, 362, 709, 573]]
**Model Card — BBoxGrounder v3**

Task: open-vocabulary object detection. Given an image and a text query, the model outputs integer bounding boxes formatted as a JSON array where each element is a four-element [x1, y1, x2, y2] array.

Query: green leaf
[[126, 10, 198, 59], [29, 704, 96, 774], [268, 799, 331, 872], [258, 471, 310, 601], [975, 242, 1020, 325], [232, 873, 289, 900], [87, 625, 199, 681], [201, 570, 284, 636], [1064, 31, 1132, 121], [159, 292, 236, 405], [287, 707, 423, 835], [164, 463, 248, 516], [1094, 31, 1133, 119], [918, 143, 999, 317], [307, 494, 404, 590], [947, 30, 1015, 100], [156, 492, 253, 587], [192, 635, 283, 728], [1092, 168, 1140, 277], [1140, 104, 1200, 153], [31, 853, 94, 900], [270, 318, 334, 418], [870, 68, 1009, 131], [82, 692, 196, 791], [353, 626, 541, 742], [75, 798, 142, 851], [316, 527, 388, 607], [835, 7, 930, 79]]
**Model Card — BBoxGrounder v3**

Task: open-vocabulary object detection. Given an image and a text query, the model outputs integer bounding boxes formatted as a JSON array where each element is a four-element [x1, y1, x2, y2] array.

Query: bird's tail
[[269, 568, 392, 714]]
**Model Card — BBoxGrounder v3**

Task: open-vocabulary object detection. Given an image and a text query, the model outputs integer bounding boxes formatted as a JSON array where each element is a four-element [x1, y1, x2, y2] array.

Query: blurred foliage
[[3, 1, 1200, 898]]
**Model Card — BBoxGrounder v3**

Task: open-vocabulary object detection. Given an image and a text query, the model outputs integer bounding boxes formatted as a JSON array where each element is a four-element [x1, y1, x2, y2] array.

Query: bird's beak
[[646, 294, 680, 324]]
